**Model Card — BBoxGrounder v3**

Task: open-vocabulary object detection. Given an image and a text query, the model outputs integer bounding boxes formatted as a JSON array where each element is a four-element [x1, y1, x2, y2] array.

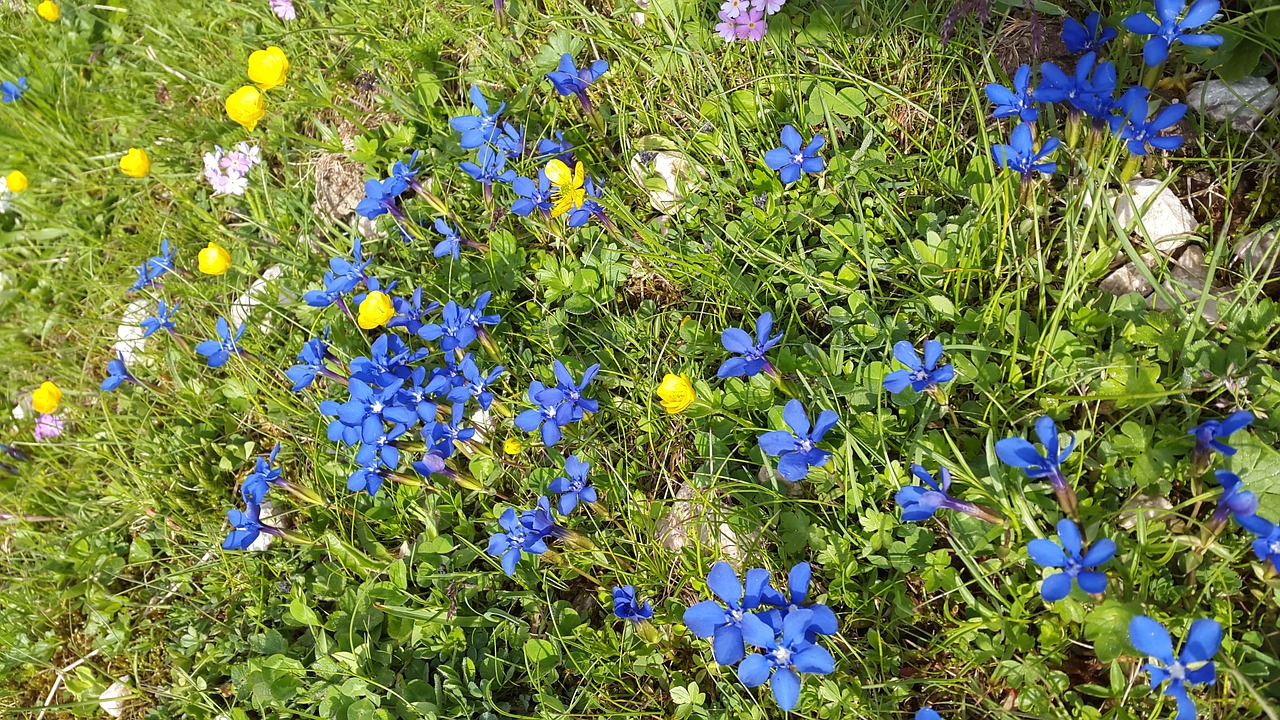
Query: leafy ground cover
[[1, 0, 1279, 718]]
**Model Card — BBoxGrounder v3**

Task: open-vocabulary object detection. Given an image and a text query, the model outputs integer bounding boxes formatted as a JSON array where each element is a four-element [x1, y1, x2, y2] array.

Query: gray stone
[[656, 482, 759, 566], [1099, 263, 1154, 297], [1114, 179, 1199, 252], [1117, 494, 1178, 531], [1234, 225, 1280, 277], [1149, 246, 1223, 323], [1187, 77, 1278, 132], [629, 147, 706, 214]]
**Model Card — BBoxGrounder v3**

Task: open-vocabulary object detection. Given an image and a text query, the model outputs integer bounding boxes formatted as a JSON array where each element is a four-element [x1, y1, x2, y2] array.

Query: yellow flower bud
[[32, 381, 62, 414], [357, 291, 394, 329], [198, 242, 232, 275], [225, 86, 266, 131], [656, 373, 695, 414], [5, 170, 28, 193], [119, 148, 150, 178], [37, 0, 59, 21], [503, 437, 523, 455], [247, 46, 289, 90]]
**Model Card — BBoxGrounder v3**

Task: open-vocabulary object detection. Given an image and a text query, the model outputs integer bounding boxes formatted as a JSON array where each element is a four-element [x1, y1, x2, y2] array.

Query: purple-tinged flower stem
[[336, 296, 355, 323], [166, 328, 191, 353], [319, 367, 348, 387], [1049, 468, 1080, 519]]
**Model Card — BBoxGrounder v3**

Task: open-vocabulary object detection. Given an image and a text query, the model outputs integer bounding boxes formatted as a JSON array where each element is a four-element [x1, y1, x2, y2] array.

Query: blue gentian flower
[[390, 150, 421, 187], [1128, 615, 1222, 720], [520, 496, 566, 542], [446, 356, 503, 410], [1062, 12, 1117, 54], [548, 455, 596, 514], [285, 330, 332, 391], [459, 146, 516, 189], [514, 381, 566, 446], [100, 352, 139, 391], [991, 123, 1059, 178], [1118, 101, 1188, 156], [338, 378, 417, 442], [388, 287, 440, 335], [240, 443, 283, 504], [400, 366, 449, 424], [1208, 470, 1257, 529], [612, 585, 653, 621], [1188, 410, 1253, 459], [996, 415, 1079, 515], [303, 273, 345, 308], [321, 399, 363, 446], [550, 360, 600, 424], [763, 126, 825, 185], [494, 122, 528, 158], [194, 317, 246, 368], [761, 562, 839, 640], [467, 291, 501, 337], [420, 300, 477, 352], [986, 64, 1041, 122], [1108, 86, 1152, 133], [736, 608, 835, 711], [147, 239, 177, 276], [328, 238, 370, 294], [758, 399, 839, 481], [546, 53, 609, 97], [1238, 513, 1280, 571], [347, 457, 390, 496], [432, 218, 462, 260], [129, 264, 160, 293], [356, 422, 407, 469], [140, 299, 179, 338], [449, 84, 505, 149], [717, 312, 782, 379], [427, 403, 475, 455], [916, 710, 942, 720], [1037, 53, 1117, 117], [896, 465, 1003, 524], [882, 339, 955, 393], [536, 131, 574, 164], [486, 505, 550, 576], [223, 502, 274, 550], [683, 561, 781, 666], [1124, 0, 1223, 67], [355, 177, 408, 220], [512, 169, 554, 217], [1026, 518, 1115, 601], [1, 77, 28, 103], [349, 333, 424, 386]]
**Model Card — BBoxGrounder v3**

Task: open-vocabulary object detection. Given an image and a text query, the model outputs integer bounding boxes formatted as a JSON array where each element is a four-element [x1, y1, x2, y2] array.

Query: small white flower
[[720, 0, 746, 19]]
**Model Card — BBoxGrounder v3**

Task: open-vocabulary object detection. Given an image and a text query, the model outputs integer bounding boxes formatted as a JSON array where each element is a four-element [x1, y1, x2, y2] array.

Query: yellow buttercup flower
[[198, 242, 232, 275], [503, 437, 524, 455], [357, 291, 394, 329], [5, 171, 28, 193], [32, 381, 62, 414], [545, 159, 586, 218], [37, 0, 59, 21], [247, 46, 289, 90], [656, 373, 695, 414], [225, 86, 266, 131], [119, 148, 150, 177]]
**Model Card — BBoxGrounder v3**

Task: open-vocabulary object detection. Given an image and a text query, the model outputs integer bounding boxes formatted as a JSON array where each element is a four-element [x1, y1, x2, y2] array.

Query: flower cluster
[[269, 0, 295, 20], [485, 453, 597, 575], [226, 46, 288, 130], [224, 444, 286, 550], [202, 143, 262, 196], [513, 361, 599, 447], [715, 0, 786, 43], [684, 562, 836, 711], [985, 3, 1224, 187]]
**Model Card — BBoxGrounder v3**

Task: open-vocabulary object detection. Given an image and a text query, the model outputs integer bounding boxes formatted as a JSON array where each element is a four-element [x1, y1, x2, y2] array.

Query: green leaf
[[1084, 600, 1143, 662], [523, 638, 558, 676], [1226, 435, 1280, 518], [289, 596, 321, 626]]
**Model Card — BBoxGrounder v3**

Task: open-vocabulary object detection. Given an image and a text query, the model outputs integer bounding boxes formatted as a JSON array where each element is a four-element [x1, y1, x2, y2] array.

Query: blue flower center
[[1167, 661, 1187, 682], [727, 608, 744, 625], [770, 647, 792, 667], [1269, 540, 1280, 556], [370, 401, 384, 414], [569, 479, 585, 493], [911, 369, 930, 383], [797, 439, 814, 453]]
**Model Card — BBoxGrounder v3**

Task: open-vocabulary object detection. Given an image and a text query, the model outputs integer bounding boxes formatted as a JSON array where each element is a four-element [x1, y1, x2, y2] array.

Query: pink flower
[[221, 151, 252, 176], [715, 10, 737, 42], [34, 413, 63, 442], [720, 0, 747, 19], [751, 0, 785, 15], [270, 0, 296, 20], [735, 9, 767, 42]]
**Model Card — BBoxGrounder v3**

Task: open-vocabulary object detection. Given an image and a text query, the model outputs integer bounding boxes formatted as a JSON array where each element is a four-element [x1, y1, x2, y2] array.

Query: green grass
[[2, 0, 1280, 718]]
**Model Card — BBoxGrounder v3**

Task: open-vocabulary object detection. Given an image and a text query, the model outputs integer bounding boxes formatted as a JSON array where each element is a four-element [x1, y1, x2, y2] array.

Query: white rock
[[629, 148, 706, 214], [114, 299, 150, 364], [1114, 179, 1198, 252], [99, 677, 130, 717], [631, 0, 647, 26], [1099, 263, 1154, 296], [1234, 225, 1279, 276], [656, 482, 760, 566], [1187, 77, 1278, 132], [229, 264, 285, 331]]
